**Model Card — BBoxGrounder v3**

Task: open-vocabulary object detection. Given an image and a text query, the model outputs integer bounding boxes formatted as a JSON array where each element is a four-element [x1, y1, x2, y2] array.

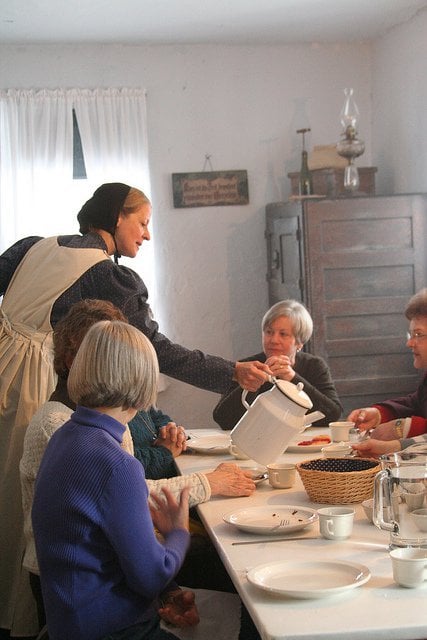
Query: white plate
[[247, 560, 371, 598], [286, 435, 331, 453], [186, 434, 231, 454], [286, 443, 324, 453], [223, 505, 318, 535]]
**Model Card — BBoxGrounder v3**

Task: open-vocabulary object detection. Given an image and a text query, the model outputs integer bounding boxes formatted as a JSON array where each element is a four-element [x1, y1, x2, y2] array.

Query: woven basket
[[296, 457, 381, 504]]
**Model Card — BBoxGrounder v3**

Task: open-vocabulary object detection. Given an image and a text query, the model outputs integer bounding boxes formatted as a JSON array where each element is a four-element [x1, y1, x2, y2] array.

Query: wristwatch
[[394, 419, 404, 439]]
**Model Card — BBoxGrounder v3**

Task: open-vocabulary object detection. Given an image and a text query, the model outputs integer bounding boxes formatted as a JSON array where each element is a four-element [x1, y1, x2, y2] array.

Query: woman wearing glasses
[[348, 288, 427, 456]]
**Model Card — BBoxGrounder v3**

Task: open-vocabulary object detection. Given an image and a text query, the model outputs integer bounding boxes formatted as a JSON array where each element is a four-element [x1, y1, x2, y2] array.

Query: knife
[[232, 535, 319, 546]]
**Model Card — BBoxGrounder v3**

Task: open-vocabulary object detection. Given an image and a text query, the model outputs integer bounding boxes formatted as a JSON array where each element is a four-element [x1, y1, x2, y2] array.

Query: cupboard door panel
[[266, 202, 304, 304]]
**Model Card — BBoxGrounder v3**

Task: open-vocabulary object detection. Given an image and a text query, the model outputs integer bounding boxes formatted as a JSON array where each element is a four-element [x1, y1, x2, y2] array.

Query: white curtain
[[0, 87, 156, 307], [0, 89, 74, 251], [73, 88, 150, 189]]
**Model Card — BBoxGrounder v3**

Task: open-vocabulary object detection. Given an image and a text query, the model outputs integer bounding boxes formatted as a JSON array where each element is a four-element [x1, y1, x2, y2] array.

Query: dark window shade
[[72, 108, 87, 179]]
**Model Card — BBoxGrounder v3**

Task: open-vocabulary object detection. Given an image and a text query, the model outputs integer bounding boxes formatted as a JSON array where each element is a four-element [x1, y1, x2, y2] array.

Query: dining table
[[175, 427, 427, 640]]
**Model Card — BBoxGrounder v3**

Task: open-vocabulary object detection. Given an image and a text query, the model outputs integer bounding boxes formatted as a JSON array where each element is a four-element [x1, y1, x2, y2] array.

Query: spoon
[[357, 428, 374, 442]]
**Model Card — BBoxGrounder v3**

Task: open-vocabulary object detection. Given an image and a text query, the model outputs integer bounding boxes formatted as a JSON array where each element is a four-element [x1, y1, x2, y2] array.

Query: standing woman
[[213, 299, 342, 430], [0, 182, 269, 635]]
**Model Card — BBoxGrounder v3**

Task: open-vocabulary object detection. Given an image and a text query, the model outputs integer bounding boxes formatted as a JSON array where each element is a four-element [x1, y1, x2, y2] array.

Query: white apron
[[0, 236, 109, 635]]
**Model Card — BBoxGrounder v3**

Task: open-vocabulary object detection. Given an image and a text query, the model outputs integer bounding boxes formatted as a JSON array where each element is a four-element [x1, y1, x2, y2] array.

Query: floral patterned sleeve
[[146, 473, 211, 509]]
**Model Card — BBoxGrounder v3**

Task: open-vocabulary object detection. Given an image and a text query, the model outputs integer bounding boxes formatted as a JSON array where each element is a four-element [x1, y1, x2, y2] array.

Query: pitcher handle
[[373, 469, 398, 533], [241, 389, 250, 410]]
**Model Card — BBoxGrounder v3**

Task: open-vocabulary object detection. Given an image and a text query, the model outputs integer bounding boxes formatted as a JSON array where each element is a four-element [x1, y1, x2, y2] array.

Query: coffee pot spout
[[303, 411, 325, 427]]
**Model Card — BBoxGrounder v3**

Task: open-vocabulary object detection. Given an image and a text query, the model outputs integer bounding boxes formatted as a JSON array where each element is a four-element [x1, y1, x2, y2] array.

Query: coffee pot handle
[[241, 389, 250, 410]]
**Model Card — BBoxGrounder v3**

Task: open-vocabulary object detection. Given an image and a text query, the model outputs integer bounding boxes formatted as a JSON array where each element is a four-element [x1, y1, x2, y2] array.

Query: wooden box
[[288, 166, 377, 198]]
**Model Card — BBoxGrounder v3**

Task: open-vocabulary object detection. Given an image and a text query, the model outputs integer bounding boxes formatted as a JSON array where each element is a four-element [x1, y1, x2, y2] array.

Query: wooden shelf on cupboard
[[265, 193, 427, 416]]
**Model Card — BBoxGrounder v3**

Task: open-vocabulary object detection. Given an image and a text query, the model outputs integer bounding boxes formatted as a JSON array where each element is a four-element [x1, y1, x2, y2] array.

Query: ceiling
[[1, 0, 427, 45]]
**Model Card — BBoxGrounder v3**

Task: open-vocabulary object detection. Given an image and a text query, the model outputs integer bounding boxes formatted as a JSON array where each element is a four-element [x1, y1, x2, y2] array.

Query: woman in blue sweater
[[32, 320, 196, 640]]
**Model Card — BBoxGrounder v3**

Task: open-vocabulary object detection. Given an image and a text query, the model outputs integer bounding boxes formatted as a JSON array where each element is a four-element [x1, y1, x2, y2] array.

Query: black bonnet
[[77, 183, 131, 235]]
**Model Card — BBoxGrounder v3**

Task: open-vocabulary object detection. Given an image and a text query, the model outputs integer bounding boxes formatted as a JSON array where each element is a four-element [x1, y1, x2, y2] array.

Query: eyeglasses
[[406, 331, 427, 341]]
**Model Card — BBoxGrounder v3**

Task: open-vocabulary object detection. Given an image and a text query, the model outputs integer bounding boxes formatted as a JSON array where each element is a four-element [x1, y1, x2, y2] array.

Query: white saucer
[[186, 434, 231, 454], [238, 465, 269, 484], [247, 560, 371, 598]]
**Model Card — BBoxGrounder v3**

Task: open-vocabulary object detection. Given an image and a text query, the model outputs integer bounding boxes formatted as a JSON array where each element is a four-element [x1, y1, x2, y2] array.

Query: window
[[0, 87, 156, 308]]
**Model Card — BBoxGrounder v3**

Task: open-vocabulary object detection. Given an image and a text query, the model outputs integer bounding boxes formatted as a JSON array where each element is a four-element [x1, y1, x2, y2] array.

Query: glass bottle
[[299, 149, 313, 196], [297, 128, 313, 196]]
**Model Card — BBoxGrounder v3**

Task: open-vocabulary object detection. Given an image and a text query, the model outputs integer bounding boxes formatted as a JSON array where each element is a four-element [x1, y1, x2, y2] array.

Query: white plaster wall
[[0, 42, 373, 428], [372, 7, 427, 195]]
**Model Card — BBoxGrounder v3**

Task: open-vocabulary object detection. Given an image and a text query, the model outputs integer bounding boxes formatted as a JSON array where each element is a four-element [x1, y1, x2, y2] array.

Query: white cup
[[317, 507, 355, 540], [390, 547, 427, 588], [229, 442, 250, 460], [267, 463, 296, 489], [329, 421, 355, 442]]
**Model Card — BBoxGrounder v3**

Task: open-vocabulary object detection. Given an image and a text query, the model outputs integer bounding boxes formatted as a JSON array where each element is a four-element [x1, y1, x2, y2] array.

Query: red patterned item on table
[[298, 435, 331, 446]]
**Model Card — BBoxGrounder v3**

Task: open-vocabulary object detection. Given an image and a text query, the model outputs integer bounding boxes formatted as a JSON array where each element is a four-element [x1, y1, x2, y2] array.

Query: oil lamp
[[336, 88, 365, 191]]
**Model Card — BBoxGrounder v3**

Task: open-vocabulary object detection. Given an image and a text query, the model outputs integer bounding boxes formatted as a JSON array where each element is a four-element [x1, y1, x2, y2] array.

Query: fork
[[270, 518, 289, 531]]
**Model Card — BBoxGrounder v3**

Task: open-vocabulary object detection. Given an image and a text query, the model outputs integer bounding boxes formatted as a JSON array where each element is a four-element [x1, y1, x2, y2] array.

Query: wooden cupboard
[[265, 194, 427, 415]]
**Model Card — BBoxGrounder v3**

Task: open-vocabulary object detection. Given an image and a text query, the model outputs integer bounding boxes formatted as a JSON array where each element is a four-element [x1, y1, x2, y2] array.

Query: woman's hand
[[149, 486, 190, 536], [205, 462, 256, 497], [352, 438, 401, 458], [347, 407, 381, 431], [233, 361, 272, 391], [158, 588, 199, 628], [154, 422, 187, 457], [370, 420, 404, 441], [265, 355, 295, 381]]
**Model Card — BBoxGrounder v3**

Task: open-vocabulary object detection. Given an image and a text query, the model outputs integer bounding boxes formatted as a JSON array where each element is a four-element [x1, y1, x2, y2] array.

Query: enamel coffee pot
[[230, 378, 322, 466]]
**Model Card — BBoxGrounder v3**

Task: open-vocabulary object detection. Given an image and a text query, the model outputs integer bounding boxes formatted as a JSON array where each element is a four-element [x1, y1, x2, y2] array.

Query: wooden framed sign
[[172, 170, 249, 208]]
